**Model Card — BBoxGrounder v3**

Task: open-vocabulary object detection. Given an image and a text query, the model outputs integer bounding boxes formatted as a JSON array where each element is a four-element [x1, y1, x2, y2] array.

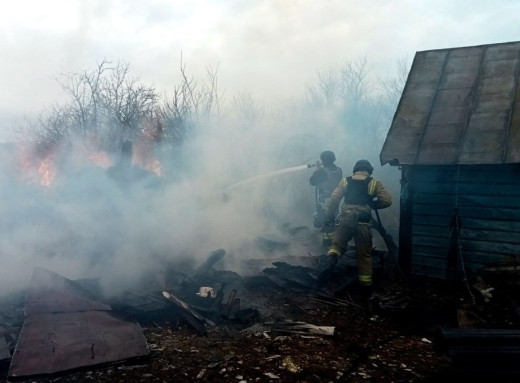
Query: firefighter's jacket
[[325, 171, 392, 220], [309, 164, 343, 204]]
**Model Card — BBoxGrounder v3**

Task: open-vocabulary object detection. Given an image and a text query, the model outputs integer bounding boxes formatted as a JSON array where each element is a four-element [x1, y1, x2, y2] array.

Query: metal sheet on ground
[[8, 311, 149, 378], [25, 267, 111, 315]]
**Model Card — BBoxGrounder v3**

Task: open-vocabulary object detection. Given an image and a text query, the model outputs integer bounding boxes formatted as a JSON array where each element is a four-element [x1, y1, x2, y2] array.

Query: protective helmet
[[353, 159, 373, 175], [320, 150, 336, 165]]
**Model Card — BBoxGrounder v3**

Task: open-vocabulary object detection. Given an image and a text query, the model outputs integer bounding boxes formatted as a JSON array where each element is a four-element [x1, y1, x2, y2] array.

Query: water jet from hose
[[225, 163, 315, 191]]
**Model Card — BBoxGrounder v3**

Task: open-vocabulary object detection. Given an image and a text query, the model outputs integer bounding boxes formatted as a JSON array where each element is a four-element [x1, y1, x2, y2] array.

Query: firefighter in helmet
[[309, 151, 343, 247], [323, 159, 392, 291]]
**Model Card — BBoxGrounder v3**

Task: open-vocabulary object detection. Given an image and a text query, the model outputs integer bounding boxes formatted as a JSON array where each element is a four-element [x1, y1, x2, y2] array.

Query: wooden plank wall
[[405, 164, 520, 278]]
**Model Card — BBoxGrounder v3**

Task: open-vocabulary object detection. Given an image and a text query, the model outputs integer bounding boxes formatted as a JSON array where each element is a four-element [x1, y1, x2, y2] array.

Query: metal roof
[[380, 41, 520, 165]]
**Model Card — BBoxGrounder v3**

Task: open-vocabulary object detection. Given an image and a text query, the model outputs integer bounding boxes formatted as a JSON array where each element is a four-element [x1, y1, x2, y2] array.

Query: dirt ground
[[0, 234, 518, 382], [3, 270, 512, 383], [0, 289, 447, 383]]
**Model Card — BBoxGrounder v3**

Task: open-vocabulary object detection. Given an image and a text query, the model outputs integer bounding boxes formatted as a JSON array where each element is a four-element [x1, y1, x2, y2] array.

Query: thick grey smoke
[[0, 119, 319, 297], [0, 70, 402, 299]]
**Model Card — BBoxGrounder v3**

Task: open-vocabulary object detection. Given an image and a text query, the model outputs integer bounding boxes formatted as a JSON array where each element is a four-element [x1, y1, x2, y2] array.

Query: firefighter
[[323, 159, 392, 293], [309, 151, 343, 247]]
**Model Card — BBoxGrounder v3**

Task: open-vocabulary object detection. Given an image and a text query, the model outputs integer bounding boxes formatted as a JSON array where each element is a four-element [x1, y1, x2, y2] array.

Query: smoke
[[0, 69, 402, 299], [0, 128, 314, 297]]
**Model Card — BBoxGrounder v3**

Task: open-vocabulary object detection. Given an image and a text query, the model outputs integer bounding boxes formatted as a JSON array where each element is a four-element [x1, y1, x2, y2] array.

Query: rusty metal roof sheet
[[380, 41, 520, 165], [8, 267, 149, 378], [8, 311, 149, 378], [25, 267, 111, 315]]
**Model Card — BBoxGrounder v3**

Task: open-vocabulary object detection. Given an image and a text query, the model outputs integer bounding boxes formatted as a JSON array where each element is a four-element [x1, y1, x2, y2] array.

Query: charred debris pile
[[0, 229, 519, 380]]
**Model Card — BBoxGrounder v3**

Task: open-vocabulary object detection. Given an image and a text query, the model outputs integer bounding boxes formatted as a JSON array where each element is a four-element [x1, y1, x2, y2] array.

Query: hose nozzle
[[307, 160, 322, 168]]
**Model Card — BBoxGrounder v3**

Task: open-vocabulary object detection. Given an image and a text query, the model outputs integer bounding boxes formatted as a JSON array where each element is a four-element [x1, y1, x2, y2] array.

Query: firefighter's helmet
[[320, 150, 336, 165], [353, 159, 373, 175]]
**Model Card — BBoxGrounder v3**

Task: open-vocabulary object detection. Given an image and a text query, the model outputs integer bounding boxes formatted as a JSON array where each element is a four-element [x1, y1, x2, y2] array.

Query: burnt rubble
[[0, 235, 519, 382]]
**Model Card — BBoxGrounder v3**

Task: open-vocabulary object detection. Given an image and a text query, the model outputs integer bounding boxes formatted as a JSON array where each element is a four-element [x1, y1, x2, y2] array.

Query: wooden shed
[[380, 41, 520, 279]]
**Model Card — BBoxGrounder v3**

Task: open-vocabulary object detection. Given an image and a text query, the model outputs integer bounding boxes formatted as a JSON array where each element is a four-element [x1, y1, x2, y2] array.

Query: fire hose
[[373, 209, 408, 283]]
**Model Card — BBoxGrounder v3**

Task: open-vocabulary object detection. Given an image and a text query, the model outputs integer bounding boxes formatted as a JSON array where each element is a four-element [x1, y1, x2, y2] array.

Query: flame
[[133, 115, 163, 176], [88, 151, 112, 169], [37, 157, 57, 187], [143, 158, 161, 176], [15, 142, 57, 187]]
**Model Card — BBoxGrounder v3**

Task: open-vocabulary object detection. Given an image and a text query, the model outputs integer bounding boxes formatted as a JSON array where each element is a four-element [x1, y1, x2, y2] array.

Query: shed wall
[[400, 164, 520, 278]]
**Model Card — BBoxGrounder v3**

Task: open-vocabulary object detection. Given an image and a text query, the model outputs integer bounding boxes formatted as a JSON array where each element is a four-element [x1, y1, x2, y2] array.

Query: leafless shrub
[[160, 58, 222, 149], [21, 58, 223, 173]]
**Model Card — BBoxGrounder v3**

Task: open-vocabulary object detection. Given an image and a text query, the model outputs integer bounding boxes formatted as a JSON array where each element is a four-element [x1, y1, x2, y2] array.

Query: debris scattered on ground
[[0, 239, 518, 382]]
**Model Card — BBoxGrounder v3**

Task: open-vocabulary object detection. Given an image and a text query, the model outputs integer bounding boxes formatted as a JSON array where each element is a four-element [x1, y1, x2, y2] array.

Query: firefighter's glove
[[328, 253, 338, 265], [369, 199, 379, 210], [313, 212, 325, 228], [323, 217, 335, 230]]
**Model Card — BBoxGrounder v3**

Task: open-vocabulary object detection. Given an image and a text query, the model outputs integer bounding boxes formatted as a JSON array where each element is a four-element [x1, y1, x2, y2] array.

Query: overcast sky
[[1, 0, 520, 139]]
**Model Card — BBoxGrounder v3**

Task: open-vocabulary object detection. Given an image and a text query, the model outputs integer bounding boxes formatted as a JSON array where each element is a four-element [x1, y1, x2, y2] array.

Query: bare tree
[[56, 60, 109, 138], [339, 56, 372, 109], [161, 58, 223, 150], [231, 93, 263, 125], [101, 62, 158, 146], [304, 56, 404, 153], [31, 60, 159, 154], [307, 67, 341, 107], [378, 58, 409, 109]]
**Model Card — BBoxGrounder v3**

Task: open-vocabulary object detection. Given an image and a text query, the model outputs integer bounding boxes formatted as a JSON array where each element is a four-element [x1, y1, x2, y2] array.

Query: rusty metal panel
[[434, 88, 472, 107], [8, 311, 149, 378], [382, 131, 423, 154], [25, 267, 111, 315], [398, 94, 436, 114], [428, 106, 469, 125], [438, 72, 478, 90], [408, 50, 448, 77], [481, 58, 518, 77], [466, 111, 510, 131], [8, 267, 149, 378], [416, 144, 459, 164], [473, 93, 512, 113], [484, 42, 520, 60], [449, 46, 483, 58], [422, 123, 465, 145], [506, 84, 520, 162], [444, 54, 481, 73], [381, 41, 520, 166], [459, 130, 507, 164], [478, 75, 516, 95]]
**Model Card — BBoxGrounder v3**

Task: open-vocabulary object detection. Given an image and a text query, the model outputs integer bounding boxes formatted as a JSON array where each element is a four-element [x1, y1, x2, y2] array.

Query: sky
[[1, 0, 520, 139], [1, 0, 520, 294]]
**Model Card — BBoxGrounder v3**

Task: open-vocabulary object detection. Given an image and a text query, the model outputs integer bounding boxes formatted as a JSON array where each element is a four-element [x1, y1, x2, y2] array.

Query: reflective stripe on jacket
[[325, 171, 392, 219]]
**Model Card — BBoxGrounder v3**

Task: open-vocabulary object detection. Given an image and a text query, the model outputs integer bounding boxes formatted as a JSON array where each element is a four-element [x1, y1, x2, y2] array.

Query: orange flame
[[134, 116, 163, 176], [88, 151, 112, 169], [143, 159, 162, 176], [15, 142, 57, 187], [37, 157, 57, 187]]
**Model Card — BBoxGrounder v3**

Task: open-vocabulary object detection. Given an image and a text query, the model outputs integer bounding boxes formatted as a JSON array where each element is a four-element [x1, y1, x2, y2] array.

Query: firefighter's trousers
[[327, 207, 373, 286]]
